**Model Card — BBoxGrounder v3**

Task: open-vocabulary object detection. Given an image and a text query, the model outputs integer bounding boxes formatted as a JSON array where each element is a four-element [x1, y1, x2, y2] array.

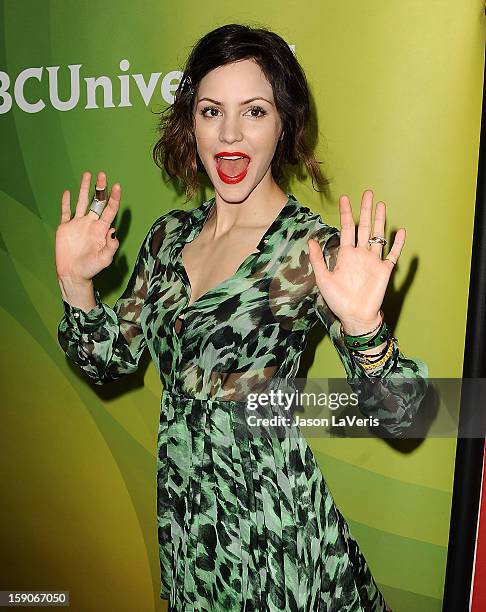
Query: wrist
[[340, 313, 382, 336], [57, 274, 93, 289], [58, 276, 96, 312]]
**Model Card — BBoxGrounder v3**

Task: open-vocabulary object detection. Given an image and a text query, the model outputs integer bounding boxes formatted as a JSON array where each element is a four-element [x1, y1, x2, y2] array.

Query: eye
[[200, 105, 221, 118], [245, 105, 267, 119], [199, 105, 268, 119]]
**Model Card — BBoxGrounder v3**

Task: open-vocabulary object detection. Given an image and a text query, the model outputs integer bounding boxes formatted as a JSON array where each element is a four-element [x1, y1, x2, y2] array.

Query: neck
[[211, 181, 288, 235]]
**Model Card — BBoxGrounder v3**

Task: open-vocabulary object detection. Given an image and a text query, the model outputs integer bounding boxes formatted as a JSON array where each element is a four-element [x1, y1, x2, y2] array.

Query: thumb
[[308, 238, 331, 286]]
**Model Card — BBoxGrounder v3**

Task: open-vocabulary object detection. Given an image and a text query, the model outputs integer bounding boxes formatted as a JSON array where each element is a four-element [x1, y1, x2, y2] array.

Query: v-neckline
[[179, 193, 294, 313]]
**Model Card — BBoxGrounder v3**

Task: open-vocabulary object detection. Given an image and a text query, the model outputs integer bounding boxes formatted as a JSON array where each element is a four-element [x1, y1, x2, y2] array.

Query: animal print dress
[[57, 193, 428, 611]]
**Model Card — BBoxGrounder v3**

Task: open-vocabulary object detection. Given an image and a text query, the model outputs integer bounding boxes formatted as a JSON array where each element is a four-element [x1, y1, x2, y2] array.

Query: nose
[[219, 112, 243, 144]]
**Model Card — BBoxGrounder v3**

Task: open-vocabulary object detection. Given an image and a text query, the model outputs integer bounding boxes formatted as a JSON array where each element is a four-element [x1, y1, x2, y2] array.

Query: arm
[[314, 230, 429, 438], [57, 217, 163, 385]]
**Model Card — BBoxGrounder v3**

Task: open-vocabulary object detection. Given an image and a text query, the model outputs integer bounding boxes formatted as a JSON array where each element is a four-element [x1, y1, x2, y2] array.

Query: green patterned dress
[[57, 193, 428, 611]]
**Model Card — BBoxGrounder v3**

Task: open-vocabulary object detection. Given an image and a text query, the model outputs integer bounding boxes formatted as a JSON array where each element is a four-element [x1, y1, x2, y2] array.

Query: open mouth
[[214, 154, 251, 181]]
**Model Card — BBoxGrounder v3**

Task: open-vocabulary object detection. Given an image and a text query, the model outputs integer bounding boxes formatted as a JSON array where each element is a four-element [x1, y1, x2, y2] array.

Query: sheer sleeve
[[57, 216, 164, 385], [313, 229, 429, 438]]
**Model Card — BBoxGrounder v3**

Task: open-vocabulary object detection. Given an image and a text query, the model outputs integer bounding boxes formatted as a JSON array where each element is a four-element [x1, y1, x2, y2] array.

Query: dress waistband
[[161, 387, 248, 405], [161, 384, 299, 406]]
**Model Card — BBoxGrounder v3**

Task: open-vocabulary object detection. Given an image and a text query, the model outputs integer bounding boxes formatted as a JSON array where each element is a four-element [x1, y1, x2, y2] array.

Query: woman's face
[[193, 59, 284, 203]]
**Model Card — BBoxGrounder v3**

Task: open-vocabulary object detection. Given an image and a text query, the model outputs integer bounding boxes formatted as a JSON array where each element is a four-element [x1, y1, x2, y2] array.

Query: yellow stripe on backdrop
[[0, 1, 483, 611]]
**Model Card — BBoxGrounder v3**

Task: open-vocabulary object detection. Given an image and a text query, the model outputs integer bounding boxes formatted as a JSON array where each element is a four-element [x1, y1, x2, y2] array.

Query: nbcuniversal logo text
[[0, 50, 295, 115], [0, 59, 182, 114]]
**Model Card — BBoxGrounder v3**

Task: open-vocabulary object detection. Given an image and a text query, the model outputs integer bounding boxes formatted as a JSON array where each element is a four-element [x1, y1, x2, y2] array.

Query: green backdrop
[[1, 1, 484, 610]]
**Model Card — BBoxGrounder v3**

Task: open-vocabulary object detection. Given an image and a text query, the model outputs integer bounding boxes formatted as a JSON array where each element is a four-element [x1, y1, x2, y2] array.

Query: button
[[74, 312, 80, 318]]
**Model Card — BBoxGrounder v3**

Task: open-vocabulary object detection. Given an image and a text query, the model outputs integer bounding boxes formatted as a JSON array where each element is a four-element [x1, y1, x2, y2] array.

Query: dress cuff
[[62, 287, 107, 334]]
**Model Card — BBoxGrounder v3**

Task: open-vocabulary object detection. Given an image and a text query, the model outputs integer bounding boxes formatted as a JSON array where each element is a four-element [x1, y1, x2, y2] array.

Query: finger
[[384, 228, 406, 270], [75, 171, 92, 217], [85, 171, 108, 219], [308, 238, 331, 286], [339, 195, 355, 247], [60, 190, 71, 224], [369, 201, 386, 256], [97, 183, 122, 227], [102, 226, 119, 261], [357, 189, 374, 247]]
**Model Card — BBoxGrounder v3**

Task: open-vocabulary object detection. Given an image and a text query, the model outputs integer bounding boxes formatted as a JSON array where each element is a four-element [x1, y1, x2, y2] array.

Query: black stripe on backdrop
[[442, 39, 486, 612]]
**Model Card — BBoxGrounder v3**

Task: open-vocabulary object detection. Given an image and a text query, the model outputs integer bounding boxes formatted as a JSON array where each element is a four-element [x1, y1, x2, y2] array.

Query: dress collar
[[168, 192, 302, 312]]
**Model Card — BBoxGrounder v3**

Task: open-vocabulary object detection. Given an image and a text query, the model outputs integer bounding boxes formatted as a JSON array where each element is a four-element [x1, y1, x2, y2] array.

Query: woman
[[56, 23, 427, 612]]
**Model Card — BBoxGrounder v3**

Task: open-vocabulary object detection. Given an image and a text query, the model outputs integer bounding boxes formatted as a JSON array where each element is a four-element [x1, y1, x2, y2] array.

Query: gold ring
[[368, 235, 387, 247]]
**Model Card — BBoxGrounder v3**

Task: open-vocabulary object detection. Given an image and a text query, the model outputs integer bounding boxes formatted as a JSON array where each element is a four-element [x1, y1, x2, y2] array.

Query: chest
[[143, 227, 319, 349], [181, 225, 263, 308]]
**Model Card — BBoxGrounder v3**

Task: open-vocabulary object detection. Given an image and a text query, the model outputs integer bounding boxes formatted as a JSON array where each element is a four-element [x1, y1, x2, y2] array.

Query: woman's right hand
[[55, 171, 121, 284]]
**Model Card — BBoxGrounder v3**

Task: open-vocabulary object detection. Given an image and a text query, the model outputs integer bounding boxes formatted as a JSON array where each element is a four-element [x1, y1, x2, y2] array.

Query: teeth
[[217, 155, 246, 160]]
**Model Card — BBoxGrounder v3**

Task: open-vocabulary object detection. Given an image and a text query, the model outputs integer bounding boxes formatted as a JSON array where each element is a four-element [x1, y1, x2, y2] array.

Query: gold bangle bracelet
[[359, 338, 397, 370]]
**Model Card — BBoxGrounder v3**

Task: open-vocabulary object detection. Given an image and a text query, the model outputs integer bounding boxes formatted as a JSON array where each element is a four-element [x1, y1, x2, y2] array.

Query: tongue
[[218, 157, 249, 177]]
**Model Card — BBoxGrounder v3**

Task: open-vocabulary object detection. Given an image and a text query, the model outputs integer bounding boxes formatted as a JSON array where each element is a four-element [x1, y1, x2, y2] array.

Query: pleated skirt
[[156, 389, 392, 612]]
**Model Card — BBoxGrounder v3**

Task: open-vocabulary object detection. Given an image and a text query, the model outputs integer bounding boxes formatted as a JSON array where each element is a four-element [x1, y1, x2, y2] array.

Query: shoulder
[[144, 205, 193, 257], [288, 197, 341, 270], [148, 206, 191, 237], [290, 197, 340, 247]]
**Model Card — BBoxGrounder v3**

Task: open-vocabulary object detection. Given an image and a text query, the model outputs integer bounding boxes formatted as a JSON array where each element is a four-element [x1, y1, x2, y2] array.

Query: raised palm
[[308, 189, 405, 334], [55, 171, 121, 284]]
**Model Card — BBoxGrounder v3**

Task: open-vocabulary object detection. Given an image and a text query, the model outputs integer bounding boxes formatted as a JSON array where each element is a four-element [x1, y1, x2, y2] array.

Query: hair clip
[[183, 74, 194, 96]]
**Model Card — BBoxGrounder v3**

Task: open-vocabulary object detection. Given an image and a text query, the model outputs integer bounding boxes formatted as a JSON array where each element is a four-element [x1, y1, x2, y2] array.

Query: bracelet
[[343, 310, 384, 338], [357, 338, 397, 371], [342, 319, 390, 351], [353, 347, 388, 362], [352, 336, 391, 363], [351, 327, 391, 359], [341, 310, 386, 350]]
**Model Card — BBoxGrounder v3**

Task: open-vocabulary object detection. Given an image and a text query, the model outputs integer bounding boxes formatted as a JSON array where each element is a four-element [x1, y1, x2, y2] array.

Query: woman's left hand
[[308, 189, 405, 336]]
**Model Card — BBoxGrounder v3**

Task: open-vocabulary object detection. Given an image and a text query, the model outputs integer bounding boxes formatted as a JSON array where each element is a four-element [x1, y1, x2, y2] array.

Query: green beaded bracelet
[[342, 320, 390, 351]]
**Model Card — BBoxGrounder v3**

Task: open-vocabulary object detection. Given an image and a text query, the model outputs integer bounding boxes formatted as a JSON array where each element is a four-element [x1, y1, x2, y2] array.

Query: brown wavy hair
[[152, 23, 330, 203]]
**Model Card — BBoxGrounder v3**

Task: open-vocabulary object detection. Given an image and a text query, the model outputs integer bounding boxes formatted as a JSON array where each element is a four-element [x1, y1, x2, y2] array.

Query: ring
[[89, 198, 107, 216], [385, 256, 397, 265], [368, 235, 387, 247], [89, 187, 107, 216]]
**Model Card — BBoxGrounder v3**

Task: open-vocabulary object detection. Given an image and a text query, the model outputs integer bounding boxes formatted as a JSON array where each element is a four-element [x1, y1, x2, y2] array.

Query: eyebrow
[[197, 97, 274, 106]]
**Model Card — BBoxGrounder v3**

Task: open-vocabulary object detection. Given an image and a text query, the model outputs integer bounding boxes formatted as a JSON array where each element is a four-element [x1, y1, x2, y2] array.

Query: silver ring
[[89, 198, 107, 216], [368, 235, 387, 247], [89, 187, 108, 216]]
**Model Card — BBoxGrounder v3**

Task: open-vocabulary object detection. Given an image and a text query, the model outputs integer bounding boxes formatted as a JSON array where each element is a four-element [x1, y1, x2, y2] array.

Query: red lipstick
[[214, 151, 251, 185]]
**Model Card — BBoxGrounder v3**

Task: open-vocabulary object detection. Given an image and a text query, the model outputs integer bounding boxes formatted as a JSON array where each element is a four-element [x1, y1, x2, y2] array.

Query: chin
[[208, 172, 254, 201], [214, 185, 253, 204]]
